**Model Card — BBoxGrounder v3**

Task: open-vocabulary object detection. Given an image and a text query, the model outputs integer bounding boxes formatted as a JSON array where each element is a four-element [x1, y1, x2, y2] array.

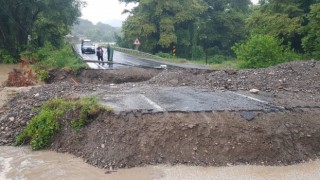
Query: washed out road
[[100, 86, 282, 113], [76, 45, 319, 114]]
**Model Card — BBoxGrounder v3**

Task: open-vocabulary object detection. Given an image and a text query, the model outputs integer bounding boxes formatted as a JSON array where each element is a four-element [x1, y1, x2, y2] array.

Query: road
[[77, 44, 174, 69], [76, 44, 211, 70], [75, 44, 309, 114], [99, 85, 285, 114]]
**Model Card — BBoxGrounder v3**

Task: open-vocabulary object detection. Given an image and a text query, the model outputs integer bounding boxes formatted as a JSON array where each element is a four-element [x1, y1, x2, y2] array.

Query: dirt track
[[0, 61, 320, 169]]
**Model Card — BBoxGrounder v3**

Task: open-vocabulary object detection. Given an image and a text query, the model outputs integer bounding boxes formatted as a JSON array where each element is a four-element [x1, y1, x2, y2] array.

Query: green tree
[[119, 0, 207, 54], [302, 4, 320, 58], [119, 0, 250, 60], [197, 0, 250, 59], [0, 0, 83, 58], [247, 0, 320, 53]]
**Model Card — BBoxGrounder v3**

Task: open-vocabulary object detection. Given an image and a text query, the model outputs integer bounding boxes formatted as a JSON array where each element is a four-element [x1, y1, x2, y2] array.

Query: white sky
[[81, 0, 259, 27], [81, 0, 136, 27]]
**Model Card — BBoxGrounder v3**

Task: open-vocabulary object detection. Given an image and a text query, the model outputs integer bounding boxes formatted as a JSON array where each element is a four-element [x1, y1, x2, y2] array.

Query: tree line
[[1, 0, 319, 68], [72, 19, 121, 42], [118, 0, 320, 67], [0, 0, 83, 62]]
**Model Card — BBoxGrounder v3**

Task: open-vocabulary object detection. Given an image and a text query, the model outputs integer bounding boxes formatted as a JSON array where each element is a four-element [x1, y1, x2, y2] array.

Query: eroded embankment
[[49, 109, 320, 169]]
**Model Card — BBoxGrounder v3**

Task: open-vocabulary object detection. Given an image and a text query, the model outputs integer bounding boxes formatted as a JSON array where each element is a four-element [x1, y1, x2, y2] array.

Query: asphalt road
[[77, 44, 212, 70], [100, 86, 281, 113], [77, 44, 174, 69], [76, 44, 284, 113]]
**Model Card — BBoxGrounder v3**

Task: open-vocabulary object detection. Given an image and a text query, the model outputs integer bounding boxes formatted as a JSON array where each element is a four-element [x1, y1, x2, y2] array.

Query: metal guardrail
[[113, 47, 163, 61], [72, 45, 165, 69]]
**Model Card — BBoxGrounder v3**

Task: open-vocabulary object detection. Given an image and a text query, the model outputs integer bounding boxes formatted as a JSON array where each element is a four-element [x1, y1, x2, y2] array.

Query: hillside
[[72, 19, 121, 42]]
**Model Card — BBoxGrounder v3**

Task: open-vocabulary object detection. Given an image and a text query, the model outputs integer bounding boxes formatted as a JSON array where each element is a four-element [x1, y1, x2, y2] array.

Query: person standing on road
[[107, 44, 111, 61], [96, 46, 104, 65]]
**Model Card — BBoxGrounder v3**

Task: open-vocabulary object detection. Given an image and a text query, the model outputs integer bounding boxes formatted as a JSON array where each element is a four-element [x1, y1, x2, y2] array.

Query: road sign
[[133, 38, 140, 45], [172, 45, 176, 56]]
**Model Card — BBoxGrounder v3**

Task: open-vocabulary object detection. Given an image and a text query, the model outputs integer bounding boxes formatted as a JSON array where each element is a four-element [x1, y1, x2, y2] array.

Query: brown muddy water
[[1, 64, 320, 179], [1, 146, 320, 180]]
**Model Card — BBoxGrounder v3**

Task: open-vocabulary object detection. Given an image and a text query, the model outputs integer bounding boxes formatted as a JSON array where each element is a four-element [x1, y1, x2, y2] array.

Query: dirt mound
[[48, 109, 320, 169], [149, 60, 320, 92], [0, 60, 320, 169], [47, 67, 162, 84]]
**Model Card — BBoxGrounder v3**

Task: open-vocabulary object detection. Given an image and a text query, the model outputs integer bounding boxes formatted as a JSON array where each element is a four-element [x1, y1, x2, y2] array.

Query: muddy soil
[[0, 61, 320, 169]]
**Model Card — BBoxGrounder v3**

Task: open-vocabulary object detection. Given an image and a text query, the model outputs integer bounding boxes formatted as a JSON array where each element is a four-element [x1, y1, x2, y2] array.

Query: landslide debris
[[0, 61, 320, 169]]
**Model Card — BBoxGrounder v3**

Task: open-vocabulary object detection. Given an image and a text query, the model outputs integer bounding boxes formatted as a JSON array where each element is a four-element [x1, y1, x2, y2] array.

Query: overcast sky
[[80, 0, 136, 27], [81, 0, 259, 27]]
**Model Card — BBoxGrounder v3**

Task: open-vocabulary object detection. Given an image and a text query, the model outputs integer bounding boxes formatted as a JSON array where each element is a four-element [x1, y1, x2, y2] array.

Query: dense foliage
[[72, 19, 121, 42], [232, 35, 299, 68], [20, 42, 87, 81], [119, 0, 320, 68], [0, 0, 83, 62]]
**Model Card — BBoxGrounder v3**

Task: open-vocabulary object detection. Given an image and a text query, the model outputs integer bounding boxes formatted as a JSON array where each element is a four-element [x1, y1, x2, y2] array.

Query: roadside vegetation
[[21, 42, 87, 80], [118, 0, 320, 69], [15, 97, 111, 150], [0, 0, 86, 83]]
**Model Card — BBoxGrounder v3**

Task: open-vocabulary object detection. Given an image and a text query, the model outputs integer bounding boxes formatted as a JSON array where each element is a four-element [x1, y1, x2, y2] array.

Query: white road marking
[[232, 92, 269, 104], [139, 94, 165, 111], [87, 62, 106, 69], [232, 92, 285, 110]]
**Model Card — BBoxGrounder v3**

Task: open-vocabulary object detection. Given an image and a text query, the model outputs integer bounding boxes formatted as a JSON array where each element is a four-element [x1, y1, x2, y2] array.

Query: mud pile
[[0, 61, 320, 169], [51, 109, 320, 169], [149, 60, 320, 92]]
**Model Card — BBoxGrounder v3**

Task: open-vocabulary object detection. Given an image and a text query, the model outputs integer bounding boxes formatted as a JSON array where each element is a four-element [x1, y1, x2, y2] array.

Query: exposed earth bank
[[0, 61, 320, 169]]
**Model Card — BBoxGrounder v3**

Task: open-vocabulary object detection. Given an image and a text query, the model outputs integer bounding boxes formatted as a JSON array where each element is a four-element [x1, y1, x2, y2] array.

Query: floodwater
[[1, 146, 320, 180], [1, 64, 320, 179]]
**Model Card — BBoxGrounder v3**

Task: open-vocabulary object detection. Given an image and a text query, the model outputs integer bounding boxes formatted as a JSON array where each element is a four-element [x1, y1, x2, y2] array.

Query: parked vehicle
[[81, 39, 95, 54]]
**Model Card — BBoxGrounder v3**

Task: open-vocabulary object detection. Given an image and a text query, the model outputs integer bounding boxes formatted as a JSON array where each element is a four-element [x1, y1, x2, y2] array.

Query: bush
[[232, 35, 299, 68], [0, 49, 16, 64], [15, 97, 110, 150], [20, 42, 87, 78], [191, 45, 205, 60], [15, 109, 60, 150], [37, 70, 50, 81], [156, 52, 174, 59], [36, 42, 86, 71], [207, 55, 227, 64]]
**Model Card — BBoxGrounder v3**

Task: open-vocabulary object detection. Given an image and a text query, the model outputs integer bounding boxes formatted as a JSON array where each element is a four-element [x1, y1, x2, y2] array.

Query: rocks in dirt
[[149, 61, 320, 95], [9, 117, 15, 121], [1, 61, 320, 168], [249, 89, 260, 94], [240, 111, 256, 121]]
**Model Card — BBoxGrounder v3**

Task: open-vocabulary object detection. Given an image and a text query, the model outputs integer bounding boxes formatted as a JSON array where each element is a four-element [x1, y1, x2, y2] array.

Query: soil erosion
[[0, 61, 320, 169]]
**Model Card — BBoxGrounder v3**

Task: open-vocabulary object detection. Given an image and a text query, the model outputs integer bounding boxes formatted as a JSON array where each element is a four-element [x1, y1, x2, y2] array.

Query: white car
[[81, 39, 95, 54]]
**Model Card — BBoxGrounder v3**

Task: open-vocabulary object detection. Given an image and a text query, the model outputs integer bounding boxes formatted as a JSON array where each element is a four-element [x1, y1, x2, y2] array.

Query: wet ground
[[1, 146, 320, 180], [0, 60, 320, 180], [78, 45, 211, 70]]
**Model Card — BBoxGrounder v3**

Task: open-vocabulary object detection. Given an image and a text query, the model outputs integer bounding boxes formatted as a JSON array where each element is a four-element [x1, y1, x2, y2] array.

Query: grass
[[15, 97, 111, 150], [20, 42, 87, 81], [210, 60, 241, 70]]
